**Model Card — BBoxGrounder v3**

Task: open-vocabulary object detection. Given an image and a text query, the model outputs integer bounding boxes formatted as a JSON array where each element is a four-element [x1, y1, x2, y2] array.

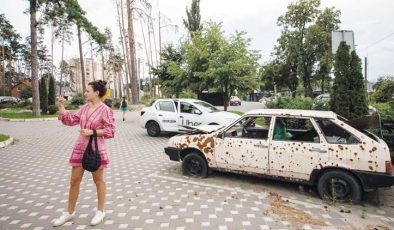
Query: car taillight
[[140, 111, 145, 116], [386, 161, 393, 175]]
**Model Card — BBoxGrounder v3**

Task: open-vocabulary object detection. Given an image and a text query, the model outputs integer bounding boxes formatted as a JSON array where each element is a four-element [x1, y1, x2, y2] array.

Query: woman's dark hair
[[88, 80, 107, 97], [122, 96, 126, 101]]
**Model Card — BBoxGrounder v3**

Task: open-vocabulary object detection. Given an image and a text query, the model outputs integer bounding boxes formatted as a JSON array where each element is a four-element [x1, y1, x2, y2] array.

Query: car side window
[[180, 102, 201, 114], [225, 116, 272, 140], [314, 119, 360, 144], [155, 101, 175, 112], [273, 117, 320, 143]]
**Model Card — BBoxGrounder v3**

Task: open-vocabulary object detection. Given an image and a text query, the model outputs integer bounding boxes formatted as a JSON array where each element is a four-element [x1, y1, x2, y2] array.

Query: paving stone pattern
[[1, 111, 394, 230]]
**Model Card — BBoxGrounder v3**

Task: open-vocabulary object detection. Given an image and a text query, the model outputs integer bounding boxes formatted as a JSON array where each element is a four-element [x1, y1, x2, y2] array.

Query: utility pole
[[364, 57, 368, 88]]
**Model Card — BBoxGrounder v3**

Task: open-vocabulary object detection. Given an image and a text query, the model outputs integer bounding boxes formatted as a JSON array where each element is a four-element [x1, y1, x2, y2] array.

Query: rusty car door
[[214, 115, 273, 174], [269, 116, 328, 181]]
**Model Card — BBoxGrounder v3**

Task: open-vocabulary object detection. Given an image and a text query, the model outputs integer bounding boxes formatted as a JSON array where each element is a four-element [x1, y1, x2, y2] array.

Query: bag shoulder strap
[[92, 129, 99, 154]]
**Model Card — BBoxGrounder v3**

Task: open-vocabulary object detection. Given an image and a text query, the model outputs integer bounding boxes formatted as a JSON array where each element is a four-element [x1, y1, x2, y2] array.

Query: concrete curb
[[0, 117, 58, 122], [0, 136, 14, 148]]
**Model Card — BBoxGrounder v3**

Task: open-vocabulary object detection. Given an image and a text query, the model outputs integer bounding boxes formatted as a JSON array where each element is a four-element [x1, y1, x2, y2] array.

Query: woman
[[120, 96, 128, 121], [52, 80, 115, 227]]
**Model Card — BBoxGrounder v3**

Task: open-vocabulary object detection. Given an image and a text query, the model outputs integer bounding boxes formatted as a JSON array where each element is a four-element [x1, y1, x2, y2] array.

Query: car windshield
[[193, 101, 220, 113]]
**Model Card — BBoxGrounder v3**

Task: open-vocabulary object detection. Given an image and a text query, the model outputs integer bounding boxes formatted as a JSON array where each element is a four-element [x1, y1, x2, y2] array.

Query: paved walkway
[[0, 111, 393, 230]]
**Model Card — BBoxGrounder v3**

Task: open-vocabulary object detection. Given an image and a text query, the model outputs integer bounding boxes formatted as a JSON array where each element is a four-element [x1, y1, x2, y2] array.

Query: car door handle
[[158, 114, 163, 117], [309, 147, 327, 153], [179, 116, 184, 118]]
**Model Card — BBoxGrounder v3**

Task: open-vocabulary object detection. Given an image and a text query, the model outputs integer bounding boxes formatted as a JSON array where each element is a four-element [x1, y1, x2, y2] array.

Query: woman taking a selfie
[[52, 80, 115, 227]]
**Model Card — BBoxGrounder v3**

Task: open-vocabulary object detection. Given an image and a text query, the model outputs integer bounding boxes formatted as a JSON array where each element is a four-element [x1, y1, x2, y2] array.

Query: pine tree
[[48, 75, 56, 106], [39, 76, 48, 114], [183, 0, 202, 37], [330, 41, 368, 119], [349, 50, 368, 118]]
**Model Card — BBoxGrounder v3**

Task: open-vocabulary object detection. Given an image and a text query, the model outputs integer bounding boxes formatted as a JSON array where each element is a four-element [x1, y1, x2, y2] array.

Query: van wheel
[[317, 170, 362, 204], [146, 121, 160, 137], [182, 152, 208, 178]]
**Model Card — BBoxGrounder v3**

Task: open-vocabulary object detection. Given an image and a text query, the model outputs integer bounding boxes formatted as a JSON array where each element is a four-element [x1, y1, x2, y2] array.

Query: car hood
[[179, 124, 224, 134], [211, 111, 240, 119]]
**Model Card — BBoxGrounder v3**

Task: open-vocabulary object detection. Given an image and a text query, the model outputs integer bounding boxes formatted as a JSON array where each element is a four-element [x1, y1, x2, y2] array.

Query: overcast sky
[[2, 0, 394, 81]]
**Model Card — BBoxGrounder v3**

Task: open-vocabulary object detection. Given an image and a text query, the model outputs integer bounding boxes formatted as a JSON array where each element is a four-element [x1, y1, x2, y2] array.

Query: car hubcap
[[188, 159, 202, 175], [325, 178, 351, 201], [148, 124, 156, 135]]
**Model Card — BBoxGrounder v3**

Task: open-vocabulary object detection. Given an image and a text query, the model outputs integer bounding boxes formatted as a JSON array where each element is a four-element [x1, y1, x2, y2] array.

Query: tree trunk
[[101, 53, 105, 81], [140, 21, 152, 96], [51, 26, 54, 78], [1, 45, 5, 95], [8, 48, 12, 92], [91, 43, 95, 81], [118, 0, 131, 100], [30, 0, 40, 115], [77, 25, 86, 93], [59, 32, 64, 95], [118, 71, 123, 98], [126, 0, 139, 104]]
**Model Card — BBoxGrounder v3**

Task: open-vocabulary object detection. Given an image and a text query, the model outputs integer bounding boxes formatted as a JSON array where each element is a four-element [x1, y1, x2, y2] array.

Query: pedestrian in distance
[[52, 80, 115, 227], [120, 96, 128, 121]]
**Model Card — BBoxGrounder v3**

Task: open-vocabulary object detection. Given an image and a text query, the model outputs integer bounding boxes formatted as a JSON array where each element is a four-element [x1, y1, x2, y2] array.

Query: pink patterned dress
[[58, 103, 115, 168]]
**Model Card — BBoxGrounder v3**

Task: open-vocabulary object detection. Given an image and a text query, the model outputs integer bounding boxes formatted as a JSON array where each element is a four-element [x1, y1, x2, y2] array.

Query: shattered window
[[225, 116, 271, 139], [273, 117, 319, 143], [315, 119, 360, 144]]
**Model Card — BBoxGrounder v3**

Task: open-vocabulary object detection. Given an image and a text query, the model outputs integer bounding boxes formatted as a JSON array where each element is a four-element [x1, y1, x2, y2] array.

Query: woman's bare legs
[[92, 168, 106, 211], [67, 166, 85, 214]]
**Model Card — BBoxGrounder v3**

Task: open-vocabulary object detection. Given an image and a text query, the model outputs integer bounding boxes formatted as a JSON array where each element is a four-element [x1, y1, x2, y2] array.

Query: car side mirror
[[193, 110, 202, 115], [217, 132, 225, 139]]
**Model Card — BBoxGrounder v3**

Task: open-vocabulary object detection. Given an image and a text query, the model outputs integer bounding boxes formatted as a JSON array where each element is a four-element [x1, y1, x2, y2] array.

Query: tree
[[39, 75, 48, 114], [151, 44, 186, 97], [184, 23, 260, 111], [276, 0, 340, 97], [30, 0, 40, 115], [48, 75, 56, 106], [183, 0, 202, 36], [330, 42, 368, 119], [372, 76, 394, 103]]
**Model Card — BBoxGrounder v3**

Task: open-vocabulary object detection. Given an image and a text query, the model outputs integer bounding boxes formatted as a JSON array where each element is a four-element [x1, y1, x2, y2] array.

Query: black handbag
[[82, 129, 101, 172]]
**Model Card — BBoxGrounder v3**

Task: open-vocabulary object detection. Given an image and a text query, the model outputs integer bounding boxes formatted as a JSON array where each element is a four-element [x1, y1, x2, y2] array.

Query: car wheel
[[317, 170, 362, 203], [182, 152, 208, 178], [146, 121, 161, 137]]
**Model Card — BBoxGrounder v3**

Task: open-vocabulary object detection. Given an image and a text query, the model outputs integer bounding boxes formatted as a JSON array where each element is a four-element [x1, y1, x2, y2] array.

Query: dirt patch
[[268, 192, 328, 227], [367, 225, 391, 230]]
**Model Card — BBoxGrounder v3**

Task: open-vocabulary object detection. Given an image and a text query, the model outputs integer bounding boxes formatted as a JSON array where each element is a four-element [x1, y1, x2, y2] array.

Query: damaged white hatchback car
[[164, 109, 394, 203]]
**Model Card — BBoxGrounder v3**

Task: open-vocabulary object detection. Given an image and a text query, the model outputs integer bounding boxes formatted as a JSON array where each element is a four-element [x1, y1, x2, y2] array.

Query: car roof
[[157, 98, 203, 103], [244, 109, 337, 119]]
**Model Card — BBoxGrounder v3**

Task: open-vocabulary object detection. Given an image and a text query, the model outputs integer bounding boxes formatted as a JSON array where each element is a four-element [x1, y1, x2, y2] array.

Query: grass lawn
[[0, 111, 58, 119], [0, 134, 10, 142]]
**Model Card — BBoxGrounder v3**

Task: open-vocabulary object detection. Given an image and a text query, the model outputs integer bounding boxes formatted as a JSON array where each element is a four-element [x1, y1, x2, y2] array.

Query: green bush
[[373, 102, 394, 120], [47, 105, 58, 115], [70, 93, 85, 105], [140, 95, 158, 106], [266, 96, 315, 110], [113, 99, 121, 109], [65, 103, 80, 110], [179, 90, 197, 99], [20, 87, 32, 99]]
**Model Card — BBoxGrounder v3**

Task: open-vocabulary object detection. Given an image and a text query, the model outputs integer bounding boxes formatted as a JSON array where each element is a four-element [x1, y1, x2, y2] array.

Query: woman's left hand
[[80, 129, 94, 136]]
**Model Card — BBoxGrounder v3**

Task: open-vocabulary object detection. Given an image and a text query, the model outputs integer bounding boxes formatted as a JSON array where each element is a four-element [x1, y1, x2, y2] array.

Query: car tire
[[182, 152, 208, 178], [146, 121, 161, 137], [317, 170, 362, 204]]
